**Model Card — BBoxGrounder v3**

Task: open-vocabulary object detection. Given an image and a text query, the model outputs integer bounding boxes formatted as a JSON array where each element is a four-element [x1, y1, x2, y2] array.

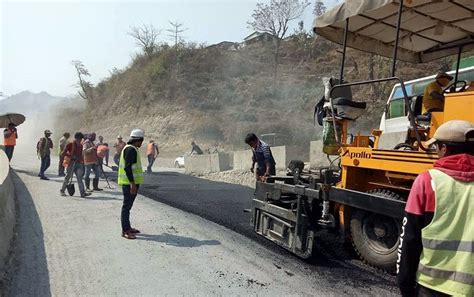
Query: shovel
[[66, 161, 77, 196]]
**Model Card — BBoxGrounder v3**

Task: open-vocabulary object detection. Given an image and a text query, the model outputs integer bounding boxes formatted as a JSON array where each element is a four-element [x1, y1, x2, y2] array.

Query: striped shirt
[[252, 140, 276, 169]]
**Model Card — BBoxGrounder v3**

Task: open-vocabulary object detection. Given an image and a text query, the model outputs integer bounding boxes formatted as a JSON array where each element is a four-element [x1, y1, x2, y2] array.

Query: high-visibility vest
[[416, 169, 474, 296], [118, 144, 144, 185], [4, 129, 17, 146]]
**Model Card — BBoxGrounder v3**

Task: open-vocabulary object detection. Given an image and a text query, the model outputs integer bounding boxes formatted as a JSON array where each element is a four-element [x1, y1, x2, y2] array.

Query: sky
[[1, 0, 338, 97]]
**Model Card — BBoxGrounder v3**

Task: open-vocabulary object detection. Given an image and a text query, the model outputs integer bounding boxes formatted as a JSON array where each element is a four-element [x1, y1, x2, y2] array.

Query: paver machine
[[251, 0, 474, 271]]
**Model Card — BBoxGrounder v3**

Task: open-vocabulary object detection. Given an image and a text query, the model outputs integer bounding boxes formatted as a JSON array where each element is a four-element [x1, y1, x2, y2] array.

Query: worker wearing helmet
[[421, 72, 453, 116], [397, 120, 474, 296], [118, 129, 145, 239]]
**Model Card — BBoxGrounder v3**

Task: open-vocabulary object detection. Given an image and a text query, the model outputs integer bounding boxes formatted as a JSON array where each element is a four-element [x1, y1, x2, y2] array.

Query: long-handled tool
[[100, 166, 115, 189]]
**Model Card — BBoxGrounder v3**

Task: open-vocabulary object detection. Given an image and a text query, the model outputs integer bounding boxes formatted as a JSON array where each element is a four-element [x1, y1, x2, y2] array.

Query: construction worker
[[58, 132, 70, 176], [97, 135, 109, 166], [421, 72, 453, 116], [190, 141, 203, 155], [118, 129, 145, 240], [3, 123, 18, 162], [113, 135, 126, 165], [397, 120, 474, 297], [60, 132, 90, 198], [37, 130, 54, 180], [146, 139, 159, 173], [83, 133, 102, 192], [245, 133, 276, 182]]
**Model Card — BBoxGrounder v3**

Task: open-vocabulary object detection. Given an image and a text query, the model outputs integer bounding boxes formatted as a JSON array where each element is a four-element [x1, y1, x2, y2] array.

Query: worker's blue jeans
[[84, 163, 100, 179], [121, 184, 140, 232], [39, 155, 51, 177]]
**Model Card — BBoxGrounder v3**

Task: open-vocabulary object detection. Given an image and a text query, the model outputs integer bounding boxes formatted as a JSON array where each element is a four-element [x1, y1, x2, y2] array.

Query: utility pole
[[166, 21, 187, 73]]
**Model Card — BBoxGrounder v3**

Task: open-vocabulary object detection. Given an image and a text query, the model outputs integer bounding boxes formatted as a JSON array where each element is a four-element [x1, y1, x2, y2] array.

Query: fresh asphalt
[[111, 170, 399, 294]]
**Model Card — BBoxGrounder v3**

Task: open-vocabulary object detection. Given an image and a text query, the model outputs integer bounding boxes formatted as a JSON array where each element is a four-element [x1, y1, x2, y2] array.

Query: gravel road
[[3, 153, 399, 296]]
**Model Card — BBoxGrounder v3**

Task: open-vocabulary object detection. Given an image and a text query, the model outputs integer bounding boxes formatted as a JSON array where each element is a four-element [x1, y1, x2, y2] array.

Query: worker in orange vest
[[3, 123, 18, 162], [146, 140, 159, 173]]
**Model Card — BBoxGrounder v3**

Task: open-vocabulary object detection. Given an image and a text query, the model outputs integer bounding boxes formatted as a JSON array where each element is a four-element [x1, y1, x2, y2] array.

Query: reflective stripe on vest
[[117, 145, 144, 185], [416, 169, 474, 296], [4, 130, 16, 146]]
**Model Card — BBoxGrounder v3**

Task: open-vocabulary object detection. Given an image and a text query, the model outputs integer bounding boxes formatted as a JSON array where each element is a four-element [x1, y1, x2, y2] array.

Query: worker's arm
[[39, 138, 47, 157], [397, 173, 434, 297], [83, 141, 95, 153], [250, 152, 256, 173], [4, 129, 12, 138], [123, 147, 137, 184]]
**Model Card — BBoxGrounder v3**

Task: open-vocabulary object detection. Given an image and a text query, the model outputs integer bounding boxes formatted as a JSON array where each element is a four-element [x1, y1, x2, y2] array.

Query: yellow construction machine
[[251, 0, 474, 272]]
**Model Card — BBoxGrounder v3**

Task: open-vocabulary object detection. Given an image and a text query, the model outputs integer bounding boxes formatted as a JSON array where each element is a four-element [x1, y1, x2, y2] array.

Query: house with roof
[[243, 31, 276, 46]]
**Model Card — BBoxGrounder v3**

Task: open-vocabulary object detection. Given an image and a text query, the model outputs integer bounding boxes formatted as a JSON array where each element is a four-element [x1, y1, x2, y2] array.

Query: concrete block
[[233, 150, 253, 171], [272, 146, 300, 170], [0, 149, 15, 275], [185, 153, 232, 174], [310, 140, 327, 168]]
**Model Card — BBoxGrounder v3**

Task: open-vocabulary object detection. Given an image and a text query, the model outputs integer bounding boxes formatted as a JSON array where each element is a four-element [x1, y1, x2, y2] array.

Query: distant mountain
[[0, 90, 67, 115]]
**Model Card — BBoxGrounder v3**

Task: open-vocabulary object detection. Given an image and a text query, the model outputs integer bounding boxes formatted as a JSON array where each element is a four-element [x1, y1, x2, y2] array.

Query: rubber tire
[[394, 143, 416, 151], [288, 160, 304, 172], [350, 189, 403, 273]]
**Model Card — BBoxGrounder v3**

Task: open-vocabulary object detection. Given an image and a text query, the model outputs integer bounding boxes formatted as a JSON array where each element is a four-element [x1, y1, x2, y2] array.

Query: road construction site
[[0, 151, 398, 296]]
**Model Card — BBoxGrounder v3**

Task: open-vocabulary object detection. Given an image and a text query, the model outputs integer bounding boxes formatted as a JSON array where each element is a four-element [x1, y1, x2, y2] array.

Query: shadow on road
[[136, 233, 221, 248], [4, 173, 51, 296]]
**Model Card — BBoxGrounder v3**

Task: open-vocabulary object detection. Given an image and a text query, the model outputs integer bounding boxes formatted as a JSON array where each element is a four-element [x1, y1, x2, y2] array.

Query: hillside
[[56, 37, 452, 157]]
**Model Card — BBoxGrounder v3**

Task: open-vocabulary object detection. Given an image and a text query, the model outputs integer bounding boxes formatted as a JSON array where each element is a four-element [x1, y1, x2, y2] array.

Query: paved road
[[4, 153, 398, 295], [117, 170, 399, 295]]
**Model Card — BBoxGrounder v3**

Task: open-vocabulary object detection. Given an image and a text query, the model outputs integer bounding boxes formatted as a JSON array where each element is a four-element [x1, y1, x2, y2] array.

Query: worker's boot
[[85, 177, 91, 191], [93, 178, 103, 191]]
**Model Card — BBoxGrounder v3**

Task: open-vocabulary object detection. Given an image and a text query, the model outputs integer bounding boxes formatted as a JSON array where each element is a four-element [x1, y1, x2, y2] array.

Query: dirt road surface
[[3, 152, 398, 296]]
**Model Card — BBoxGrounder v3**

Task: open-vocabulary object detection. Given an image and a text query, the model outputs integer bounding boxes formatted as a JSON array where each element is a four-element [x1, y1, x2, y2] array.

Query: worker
[[113, 135, 126, 165], [97, 135, 109, 166], [397, 120, 474, 297], [118, 129, 145, 240], [146, 139, 159, 173], [245, 133, 276, 182], [421, 72, 452, 116], [83, 133, 102, 191], [3, 123, 18, 162], [37, 130, 54, 180], [58, 132, 70, 176], [60, 132, 90, 198], [190, 141, 203, 155], [96, 142, 109, 173]]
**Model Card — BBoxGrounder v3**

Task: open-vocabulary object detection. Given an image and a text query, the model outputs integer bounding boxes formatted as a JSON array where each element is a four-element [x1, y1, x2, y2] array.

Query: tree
[[71, 60, 93, 100], [128, 24, 160, 59], [314, 1, 327, 16], [248, 0, 310, 75]]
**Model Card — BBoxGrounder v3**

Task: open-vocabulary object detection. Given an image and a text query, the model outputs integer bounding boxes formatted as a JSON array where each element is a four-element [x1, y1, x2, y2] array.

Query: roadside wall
[[185, 153, 232, 174], [233, 150, 253, 171], [0, 149, 15, 275], [310, 140, 327, 168], [272, 146, 300, 170]]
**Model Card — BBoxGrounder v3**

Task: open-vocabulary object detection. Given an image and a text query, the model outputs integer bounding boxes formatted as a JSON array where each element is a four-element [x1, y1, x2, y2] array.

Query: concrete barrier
[[310, 140, 328, 168], [272, 146, 300, 170], [184, 153, 232, 174], [233, 150, 253, 171], [0, 149, 15, 276]]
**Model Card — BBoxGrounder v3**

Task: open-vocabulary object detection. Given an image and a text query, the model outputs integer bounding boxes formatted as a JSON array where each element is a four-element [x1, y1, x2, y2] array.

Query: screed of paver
[[6, 153, 396, 296]]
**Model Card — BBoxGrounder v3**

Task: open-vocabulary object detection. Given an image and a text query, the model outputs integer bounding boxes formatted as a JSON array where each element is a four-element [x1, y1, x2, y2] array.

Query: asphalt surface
[[112, 170, 399, 295]]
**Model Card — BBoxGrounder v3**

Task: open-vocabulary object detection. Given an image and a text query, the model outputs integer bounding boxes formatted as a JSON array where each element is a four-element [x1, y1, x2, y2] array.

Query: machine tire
[[350, 189, 403, 273], [394, 143, 416, 151], [288, 160, 304, 172]]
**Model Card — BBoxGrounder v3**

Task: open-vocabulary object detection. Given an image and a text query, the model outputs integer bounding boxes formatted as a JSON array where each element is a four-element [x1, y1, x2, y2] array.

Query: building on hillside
[[243, 31, 276, 46], [207, 41, 239, 51]]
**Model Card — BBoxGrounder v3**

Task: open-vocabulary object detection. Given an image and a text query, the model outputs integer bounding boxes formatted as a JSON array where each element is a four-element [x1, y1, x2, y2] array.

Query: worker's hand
[[264, 170, 270, 177], [258, 175, 267, 182], [130, 183, 137, 195], [250, 167, 254, 174]]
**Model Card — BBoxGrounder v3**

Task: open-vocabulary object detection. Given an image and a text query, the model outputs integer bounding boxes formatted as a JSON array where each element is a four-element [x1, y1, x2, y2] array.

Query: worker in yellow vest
[[397, 120, 474, 296], [118, 129, 145, 240]]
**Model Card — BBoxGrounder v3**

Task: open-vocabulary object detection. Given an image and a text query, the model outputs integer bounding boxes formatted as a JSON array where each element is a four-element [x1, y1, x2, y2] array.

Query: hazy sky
[[1, 0, 336, 97]]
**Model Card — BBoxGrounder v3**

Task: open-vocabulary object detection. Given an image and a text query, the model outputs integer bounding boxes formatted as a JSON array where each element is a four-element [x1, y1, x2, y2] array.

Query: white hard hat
[[130, 129, 144, 139]]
